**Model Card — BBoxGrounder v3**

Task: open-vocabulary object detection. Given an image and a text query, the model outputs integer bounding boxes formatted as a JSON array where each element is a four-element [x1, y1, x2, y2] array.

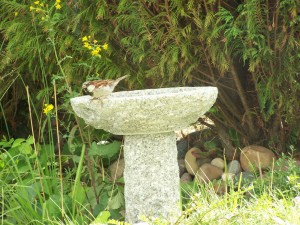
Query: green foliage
[[1, 0, 300, 155], [1, 0, 300, 223], [0, 133, 125, 224], [250, 155, 300, 198], [89, 141, 122, 158]]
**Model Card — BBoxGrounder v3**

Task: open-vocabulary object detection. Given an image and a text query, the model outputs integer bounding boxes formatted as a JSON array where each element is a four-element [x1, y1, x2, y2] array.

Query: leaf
[[26, 136, 34, 145], [20, 142, 33, 155], [72, 183, 86, 205], [93, 192, 109, 216], [45, 194, 63, 218], [108, 189, 124, 209], [11, 138, 25, 148], [88, 141, 121, 158], [92, 211, 111, 224], [0, 138, 14, 148]]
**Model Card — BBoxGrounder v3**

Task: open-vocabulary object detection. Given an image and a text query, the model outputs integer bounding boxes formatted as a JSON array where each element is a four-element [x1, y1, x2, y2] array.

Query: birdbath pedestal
[[70, 87, 218, 224]]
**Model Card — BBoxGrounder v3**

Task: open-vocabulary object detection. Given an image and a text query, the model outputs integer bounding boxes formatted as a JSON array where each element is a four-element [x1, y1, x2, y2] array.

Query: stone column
[[70, 87, 218, 224], [123, 133, 180, 223]]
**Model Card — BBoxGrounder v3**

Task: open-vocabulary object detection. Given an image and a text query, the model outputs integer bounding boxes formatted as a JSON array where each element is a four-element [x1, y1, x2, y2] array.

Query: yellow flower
[[35, 8, 40, 12], [40, 3, 44, 7], [56, 0, 61, 3], [93, 40, 98, 44], [91, 49, 100, 56], [55, 3, 61, 9], [43, 104, 54, 115], [14, 12, 18, 16], [42, 16, 45, 20], [103, 43, 108, 50], [30, 6, 34, 11], [95, 46, 101, 51], [82, 36, 88, 42], [83, 42, 92, 49], [34, 1, 39, 5]]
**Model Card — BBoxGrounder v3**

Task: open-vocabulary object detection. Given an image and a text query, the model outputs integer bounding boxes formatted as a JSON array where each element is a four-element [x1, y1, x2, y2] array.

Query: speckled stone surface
[[70, 87, 218, 135], [70, 87, 218, 224], [124, 133, 181, 223]]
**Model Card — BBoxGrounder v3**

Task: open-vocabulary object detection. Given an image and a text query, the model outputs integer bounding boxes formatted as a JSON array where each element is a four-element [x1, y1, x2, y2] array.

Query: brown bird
[[82, 75, 129, 100]]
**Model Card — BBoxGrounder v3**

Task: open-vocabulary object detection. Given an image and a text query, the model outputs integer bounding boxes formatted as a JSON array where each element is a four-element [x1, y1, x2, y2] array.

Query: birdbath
[[70, 87, 218, 224]]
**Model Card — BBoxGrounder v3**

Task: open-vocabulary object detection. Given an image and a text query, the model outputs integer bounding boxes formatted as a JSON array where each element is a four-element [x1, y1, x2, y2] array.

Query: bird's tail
[[115, 75, 130, 83]]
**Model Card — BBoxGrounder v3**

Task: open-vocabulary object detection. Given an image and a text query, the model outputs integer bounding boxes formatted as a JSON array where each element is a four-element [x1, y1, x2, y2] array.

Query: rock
[[236, 172, 255, 186], [180, 173, 193, 183], [221, 172, 235, 182], [178, 159, 187, 177], [213, 181, 228, 195], [195, 163, 223, 183], [211, 157, 225, 170], [196, 158, 212, 167], [240, 145, 276, 172], [185, 147, 202, 175], [177, 138, 189, 160], [109, 158, 125, 180], [227, 160, 241, 174]]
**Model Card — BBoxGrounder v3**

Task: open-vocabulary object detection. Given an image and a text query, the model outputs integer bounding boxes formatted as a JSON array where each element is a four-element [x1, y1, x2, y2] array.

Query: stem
[[227, 56, 256, 137], [50, 36, 72, 93], [53, 81, 64, 221], [25, 86, 46, 200], [0, 103, 10, 139]]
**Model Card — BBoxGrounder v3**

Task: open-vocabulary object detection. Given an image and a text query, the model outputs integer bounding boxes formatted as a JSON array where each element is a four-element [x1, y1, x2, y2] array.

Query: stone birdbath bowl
[[71, 87, 218, 224]]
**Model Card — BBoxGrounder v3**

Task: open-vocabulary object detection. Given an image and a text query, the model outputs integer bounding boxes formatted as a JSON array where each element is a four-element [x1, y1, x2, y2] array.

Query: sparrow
[[82, 75, 129, 100]]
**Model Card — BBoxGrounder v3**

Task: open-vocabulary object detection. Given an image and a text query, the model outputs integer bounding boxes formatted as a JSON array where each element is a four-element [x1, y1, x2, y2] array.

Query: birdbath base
[[123, 132, 180, 223], [70, 87, 218, 224]]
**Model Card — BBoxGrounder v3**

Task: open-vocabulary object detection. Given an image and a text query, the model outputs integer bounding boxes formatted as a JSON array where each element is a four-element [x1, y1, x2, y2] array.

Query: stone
[[71, 87, 218, 224], [195, 163, 223, 183], [236, 172, 255, 186], [221, 172, 235, 182], [240, 145, 276, 172], [213, 181, 228, 195], [185, 147, 202, 175], [227, 160, 241, 174], [211, 157, 225, 170], [180, 173, 193, 183], [109, 158, 125, 180], [178, 159, 187, 177], [196, 158, 212, 167], [177, 138, 189, 160], [70, 87, 218, 135], [124, 133, 181, 223]]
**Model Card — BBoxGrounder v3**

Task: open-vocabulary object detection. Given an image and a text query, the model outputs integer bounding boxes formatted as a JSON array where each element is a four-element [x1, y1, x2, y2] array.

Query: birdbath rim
[[70, 86, 218, 135]]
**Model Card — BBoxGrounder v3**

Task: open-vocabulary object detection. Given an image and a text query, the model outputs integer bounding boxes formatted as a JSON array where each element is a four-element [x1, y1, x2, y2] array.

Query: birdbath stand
[[71, 87, 218, 224]]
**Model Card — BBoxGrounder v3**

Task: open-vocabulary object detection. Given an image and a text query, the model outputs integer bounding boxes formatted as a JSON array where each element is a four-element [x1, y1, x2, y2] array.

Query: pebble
[[228, 160, 241, 174], [236, 171, 255, 186], [213, 180, 228, 195], [109, 158, 125, 180], [178, 159, 187, 177], [240, 145, 276, 172], [176, 139, 189, 160], [180, 173, 193, 183], [195, 163, 223, 183], [221, 172, 235, 182], [196, 158, 212, 167], [211, 157, 225, 170]]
